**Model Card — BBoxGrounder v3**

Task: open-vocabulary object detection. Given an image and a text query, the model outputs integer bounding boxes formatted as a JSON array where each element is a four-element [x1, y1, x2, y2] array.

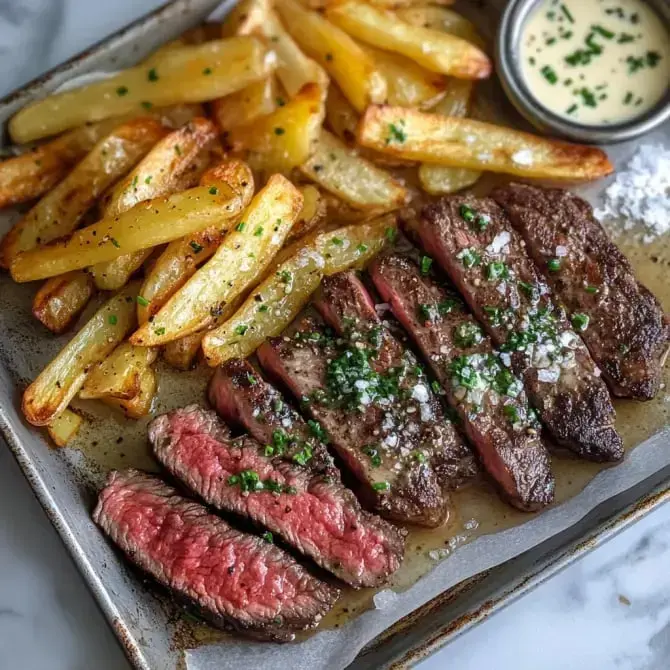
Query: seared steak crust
[[93, 469, 339, 641], [209, 359, 336, 476], [155, 402, 405, 588], [407, 196, 623, 462], [493, 183, 670, 401], [370, 254, 555, 510]]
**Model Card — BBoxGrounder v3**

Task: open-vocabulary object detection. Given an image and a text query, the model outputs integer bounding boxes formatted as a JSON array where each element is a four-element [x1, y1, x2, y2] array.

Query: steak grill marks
[[257, 273, 477, 527], [407, 196, 624, 462], [93, 469, 339, 641], [370, 254, 555, 511], [493, 183, 670, 401]]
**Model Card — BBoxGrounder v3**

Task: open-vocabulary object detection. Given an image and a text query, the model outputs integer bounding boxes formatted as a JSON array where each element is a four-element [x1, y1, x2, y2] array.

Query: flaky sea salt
[[595, 144, 670, 242]]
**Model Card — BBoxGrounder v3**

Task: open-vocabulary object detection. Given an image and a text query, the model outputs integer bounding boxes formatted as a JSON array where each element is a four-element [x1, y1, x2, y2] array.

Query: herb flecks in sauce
[[520, 0, 669, 125]]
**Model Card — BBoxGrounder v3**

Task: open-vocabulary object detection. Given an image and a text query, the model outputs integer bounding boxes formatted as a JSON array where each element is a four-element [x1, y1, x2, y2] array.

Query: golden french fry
[[301, 0, 455, 7], [22, 286, 138, 426], [322, 192, 387, 223], [300, 130, 408, 210], [326, 1, 491, 79], [289, 185, 326, 241], [394, 6, 485, 48], [137, 225, 229, 325], [10, 160, 254, 282], [47, 408, 83, 448], [276, 0, 386, 111], [202, 217, 394, 365], [162, 332, 205, 370], [359, 43, 446, 108], [221, 0, 271, 37], [103, 367, 156, 418], [9, 38, 276, 143], [418, 79, 482, 194], [79, 342, 157, 400], [89, 117, 219, 291], [130, 174, 303, 346], [32, 271, 95, 334], [0, 118, 168, 268], [228, 83, 325, 172], [358, 106, 614, 180], [212, 77, 278, 133]]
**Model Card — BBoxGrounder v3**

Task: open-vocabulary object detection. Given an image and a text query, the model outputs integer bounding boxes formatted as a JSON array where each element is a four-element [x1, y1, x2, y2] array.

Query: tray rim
[[0, 2, 668, 669]]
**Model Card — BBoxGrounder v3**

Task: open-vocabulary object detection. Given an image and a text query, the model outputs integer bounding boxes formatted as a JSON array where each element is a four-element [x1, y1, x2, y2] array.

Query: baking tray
[[0, 1, 668, 669]]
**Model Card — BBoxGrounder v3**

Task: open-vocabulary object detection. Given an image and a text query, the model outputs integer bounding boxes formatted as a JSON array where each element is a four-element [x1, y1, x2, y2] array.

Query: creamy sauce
[[519, 0, 670, 125]]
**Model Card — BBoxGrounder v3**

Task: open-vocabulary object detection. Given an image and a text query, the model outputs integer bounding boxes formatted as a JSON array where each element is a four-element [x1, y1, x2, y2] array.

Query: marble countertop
[[0, 1, 669, 669]]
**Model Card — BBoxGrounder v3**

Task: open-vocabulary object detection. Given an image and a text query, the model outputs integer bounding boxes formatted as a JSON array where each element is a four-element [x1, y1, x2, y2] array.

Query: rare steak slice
[[208, 358, 336, 477], [370, 254, 555, 511], [93, 469, 339, 641], [150, 404, 405, 588], [493, 182, 670, 401], [258, 276, 477, 527], [407, 196, 623, 462]]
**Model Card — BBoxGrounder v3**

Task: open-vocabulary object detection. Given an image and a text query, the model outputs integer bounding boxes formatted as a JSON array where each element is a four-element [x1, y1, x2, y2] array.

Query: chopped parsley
[[571, 312, 589, 331], [420, 255, 433, 275], [262, 531, 273, 543], [486, 261, 508, 281], [154, 327, 166, 336], [307, 420, 328, 442], [189, 240, 203, 253], [236, 221, 246, 232], [453, 322, 483, 348], [330, 237, 344, 246], [363, 445, 381, 468], [292, 443, 313, 466], [108, 314, 118, 325], [147, 68, 159, 82], [547, 258, 561, 272], [386, 121, 406, 145], [234, 324, 249, 336], [356, 243, 368, 254], [372, 481, 390, 492], [274, 127, 285, 135], [110, 237, 120, 248], [209, 186, 219, 195], [385, 227, 397, 242], [585, 285, 599, 294], [140, 101, 153, 110], [116, 86, 128, 96], [203, 67, 212, 75], [458, 248, 481, 268], [136, 295, 150, 307], [254, 226, 264, 237]]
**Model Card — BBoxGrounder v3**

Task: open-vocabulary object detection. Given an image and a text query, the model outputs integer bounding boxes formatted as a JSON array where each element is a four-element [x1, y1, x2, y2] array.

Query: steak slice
[[492, 182, 670, 401], [407, 196, 624, 462], [258, 277, 477, 528], [150, 403, 405, 588], [93, 469, 339, 641], [208, 358, 336, 477], [370, 254, 555, 511]]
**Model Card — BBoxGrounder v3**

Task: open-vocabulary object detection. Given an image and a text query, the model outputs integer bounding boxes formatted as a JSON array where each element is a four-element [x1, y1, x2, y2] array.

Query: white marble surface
[[0, 1, 669, 669]]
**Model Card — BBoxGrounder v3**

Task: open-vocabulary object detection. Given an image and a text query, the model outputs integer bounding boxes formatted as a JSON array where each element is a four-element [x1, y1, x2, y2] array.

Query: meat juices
[[407, 196, 624, 462], [151, 403, 405, 588], [370, 254, 555, 510], [493, 183, 670, 401], [93, 469, 339, 641]]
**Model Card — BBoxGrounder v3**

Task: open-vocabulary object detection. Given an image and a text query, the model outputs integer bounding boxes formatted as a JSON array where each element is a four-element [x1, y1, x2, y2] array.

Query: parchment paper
[[185, 1, 670, 668]]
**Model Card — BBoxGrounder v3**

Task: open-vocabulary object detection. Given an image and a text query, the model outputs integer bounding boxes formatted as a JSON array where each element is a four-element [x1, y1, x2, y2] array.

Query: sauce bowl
[[496, 0, 670, 143]]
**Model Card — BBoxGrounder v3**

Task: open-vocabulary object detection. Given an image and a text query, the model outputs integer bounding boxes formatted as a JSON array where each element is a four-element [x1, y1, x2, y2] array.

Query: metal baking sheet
[[0, 1, 668, 669]]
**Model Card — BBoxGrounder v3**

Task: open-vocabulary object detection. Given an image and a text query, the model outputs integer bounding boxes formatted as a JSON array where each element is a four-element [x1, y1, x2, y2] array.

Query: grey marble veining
[[0, 1, 668, 669]]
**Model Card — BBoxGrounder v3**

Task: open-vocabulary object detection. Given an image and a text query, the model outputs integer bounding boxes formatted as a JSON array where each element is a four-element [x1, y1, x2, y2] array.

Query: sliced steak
[[492, 183, 670, 400], [208, 358, 336, 477], [93, 469, 339, 641], [258, 277, 477, 528], [406, 196, 624, 462], [370, 254, 555, 510], [150, 404, 405, 588]]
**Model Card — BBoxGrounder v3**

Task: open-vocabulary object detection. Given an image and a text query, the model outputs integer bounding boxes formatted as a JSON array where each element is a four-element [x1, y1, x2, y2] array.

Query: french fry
[[47, 408, 83, 448], [301, 0, 455, 6], [103, 367, 157, 418], [32, 271, 95, 334], [10, 160, 254, 282], [276, 0, 386, 111], [228, 83, 325, 172], [323, 192, 386, 223], [22, 286, 138, 426], [137, 225, 230, 325], [359, 43, 446, 108], [289, 185, 326, 241], [130, 174, 303, 346], [79, 342, 158, 400], [300, 130, 409, 210], [89, 117, 219, 290], [162, 332, 205, 370], [395, 6, 485, 48], [221, 0, 270, 38], [261, 10, 329, 97], [326, 1, 491, 79], [418, 79, 482, 194], [0, 118, 168, 268], [202, 217, 394, 365], [357, 106, 614, 180], [212, 77, 278, 133], [9, 38, 276, 143]]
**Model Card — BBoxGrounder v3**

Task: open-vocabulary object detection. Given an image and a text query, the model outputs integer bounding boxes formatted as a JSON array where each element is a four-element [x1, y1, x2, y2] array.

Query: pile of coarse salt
[[595, 144, 670, 243]]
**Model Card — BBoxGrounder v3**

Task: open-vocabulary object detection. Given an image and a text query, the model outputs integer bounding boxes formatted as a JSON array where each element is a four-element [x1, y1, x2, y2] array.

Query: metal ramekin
[[496, 0, 670, 143]]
